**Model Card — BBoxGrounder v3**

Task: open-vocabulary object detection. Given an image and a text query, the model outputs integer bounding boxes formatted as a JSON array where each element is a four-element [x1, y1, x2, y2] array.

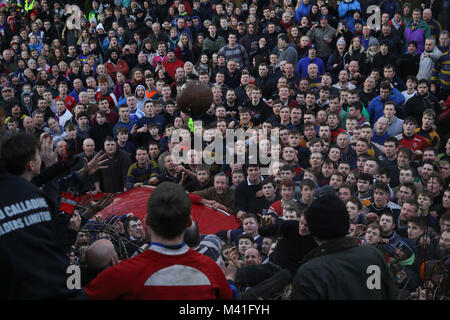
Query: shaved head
[[83, 138, 95, 147], [85, 239, 118, 271]]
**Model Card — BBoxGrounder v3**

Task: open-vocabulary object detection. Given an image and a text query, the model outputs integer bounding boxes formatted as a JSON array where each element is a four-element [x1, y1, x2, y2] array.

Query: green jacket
[[202, 35, 226, 57]]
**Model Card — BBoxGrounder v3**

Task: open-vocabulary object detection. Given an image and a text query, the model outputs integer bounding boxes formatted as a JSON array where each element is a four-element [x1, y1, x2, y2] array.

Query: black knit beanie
[[305, 194, 350, 240]]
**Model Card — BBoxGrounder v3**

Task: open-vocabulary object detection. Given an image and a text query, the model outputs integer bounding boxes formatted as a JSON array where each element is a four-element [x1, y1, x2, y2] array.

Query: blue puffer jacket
[[338, 0, 361, 19], [296, 1, 312, 22], [367, 88, 405, 124]]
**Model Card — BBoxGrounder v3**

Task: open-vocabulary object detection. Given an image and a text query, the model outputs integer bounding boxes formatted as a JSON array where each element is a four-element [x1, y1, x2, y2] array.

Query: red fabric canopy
[[96, 186, 241, 234]]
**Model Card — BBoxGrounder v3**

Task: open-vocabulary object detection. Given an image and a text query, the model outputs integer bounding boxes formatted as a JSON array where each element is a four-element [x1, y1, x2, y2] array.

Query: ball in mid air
[[176, 80, 213, 116]]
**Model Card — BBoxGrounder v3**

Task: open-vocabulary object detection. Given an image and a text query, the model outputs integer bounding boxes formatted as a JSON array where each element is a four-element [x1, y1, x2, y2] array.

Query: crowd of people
[[1, 0, 450, 300]]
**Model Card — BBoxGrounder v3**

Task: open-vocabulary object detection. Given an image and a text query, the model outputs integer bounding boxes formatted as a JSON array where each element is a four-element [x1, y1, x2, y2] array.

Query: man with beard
[[404, 80, 441, 125], [0, 87, 19, 116]]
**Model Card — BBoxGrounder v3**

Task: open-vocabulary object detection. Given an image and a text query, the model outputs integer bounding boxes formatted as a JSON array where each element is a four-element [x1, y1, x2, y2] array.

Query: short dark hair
[[348, 197, 363, 210], [385, 136, 399, 147], [379, 81, 391, 91], [64, 122, 77, 131], [367, 223, 383, 234], [115, 126, 129, 135], [357, 172, 373, 183], [427, 173, 445, 188], [376, 167, 390, 179], [262, 179, 276, 188], [76, 111, 89, 120], [238, 233, 255, 244], [149, 142, 160, 149], [301, 178, 316, 190], [1, 132, 40, 175], [417, 79, 429, 87], [380, 211, 395, 222], [126, 216, 142, 232], [404, 116, 417, 126], [408, 216, 426, 230], [242, 213, 259, 224], [349, 101, 363, 112], [383, 100, 396, 110], [240, 107, 252, 115], [400, 181, 417, 196], [136, 146, 148, 153], [441, 212, 450, 223], [146, 182, 192, 239], [398, 147, 414, 160], [403, 199, 419, 212], [374, 182, 389, 194]]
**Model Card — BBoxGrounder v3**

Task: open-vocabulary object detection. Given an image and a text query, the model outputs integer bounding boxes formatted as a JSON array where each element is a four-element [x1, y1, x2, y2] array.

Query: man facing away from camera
[[0, 133, 85, 299], [85, 182, 233, 299], [291, 194, 398, 300]]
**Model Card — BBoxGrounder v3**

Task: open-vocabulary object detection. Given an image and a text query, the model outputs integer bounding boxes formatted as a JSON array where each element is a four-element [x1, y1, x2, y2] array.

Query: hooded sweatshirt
[[134, 85, 149, 113], [20, 91, 34, 116], [402, 3, 413, 25]]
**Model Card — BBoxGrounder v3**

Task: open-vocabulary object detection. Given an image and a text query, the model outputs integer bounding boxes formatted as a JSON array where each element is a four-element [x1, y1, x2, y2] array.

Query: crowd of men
[[1, 0, 450, 300]]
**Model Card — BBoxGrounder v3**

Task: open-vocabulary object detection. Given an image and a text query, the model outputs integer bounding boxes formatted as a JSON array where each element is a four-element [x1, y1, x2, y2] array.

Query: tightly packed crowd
[[1, 0, 450, 300]]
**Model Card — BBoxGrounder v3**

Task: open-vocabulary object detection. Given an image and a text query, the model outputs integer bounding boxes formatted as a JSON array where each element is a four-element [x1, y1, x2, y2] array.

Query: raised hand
[[84, 150, 109, 175], [83, 193, 114, 220], [40, 133, 58, 167]]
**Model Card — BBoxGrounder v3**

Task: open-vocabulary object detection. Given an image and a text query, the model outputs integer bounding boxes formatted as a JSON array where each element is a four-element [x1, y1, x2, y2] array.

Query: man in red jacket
[[268, 178, 296, 217], [163, 49, 185, 79], [85, 182, 233, 300], [399, 117, 428, 160], [104, 50, 130, 81]]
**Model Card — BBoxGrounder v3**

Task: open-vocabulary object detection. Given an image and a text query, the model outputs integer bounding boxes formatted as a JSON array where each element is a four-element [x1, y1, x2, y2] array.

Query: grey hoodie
[[277, 43, 299, 67], [417, 46, 442, 81], [134, 84, 149, 111]]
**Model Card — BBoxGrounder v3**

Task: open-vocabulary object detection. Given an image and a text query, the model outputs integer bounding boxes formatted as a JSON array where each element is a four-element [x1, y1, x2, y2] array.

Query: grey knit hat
[[369, 38, 379, 47]]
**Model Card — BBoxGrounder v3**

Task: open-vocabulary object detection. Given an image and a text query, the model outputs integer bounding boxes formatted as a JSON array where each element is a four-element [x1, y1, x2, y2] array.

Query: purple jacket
[[404, 20, 431, 54]]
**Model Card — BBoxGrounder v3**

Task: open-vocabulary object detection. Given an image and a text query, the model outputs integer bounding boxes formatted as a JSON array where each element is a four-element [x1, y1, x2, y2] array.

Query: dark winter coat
[[291, 237, 398, 300]]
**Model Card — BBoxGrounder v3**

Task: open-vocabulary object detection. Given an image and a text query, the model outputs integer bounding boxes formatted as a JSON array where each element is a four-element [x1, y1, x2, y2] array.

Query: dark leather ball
[[176, 80, 213, 116]]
